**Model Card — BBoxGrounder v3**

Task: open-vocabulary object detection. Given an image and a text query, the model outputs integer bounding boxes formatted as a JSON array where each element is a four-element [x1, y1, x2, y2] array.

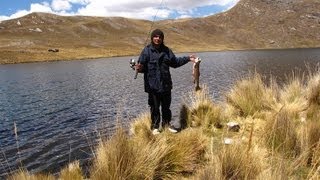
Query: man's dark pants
[[148, 91, 172, 130]]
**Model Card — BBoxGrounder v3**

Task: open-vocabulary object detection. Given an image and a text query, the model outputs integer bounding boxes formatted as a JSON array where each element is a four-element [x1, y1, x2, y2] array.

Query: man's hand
[[189, 54, 197, 63], [135, 63, 144, 73]]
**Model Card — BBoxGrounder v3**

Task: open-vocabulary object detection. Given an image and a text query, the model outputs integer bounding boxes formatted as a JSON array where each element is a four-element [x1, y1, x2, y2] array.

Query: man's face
[[152, 35, 163, 45]]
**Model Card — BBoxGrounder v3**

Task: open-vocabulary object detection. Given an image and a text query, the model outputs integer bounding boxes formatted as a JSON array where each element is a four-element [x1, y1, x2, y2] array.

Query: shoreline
[[1, 46, 319, 65]]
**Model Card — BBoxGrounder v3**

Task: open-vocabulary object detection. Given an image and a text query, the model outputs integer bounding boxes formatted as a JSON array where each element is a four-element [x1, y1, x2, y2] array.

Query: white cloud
[[0, 0, 240, 21], [176, 14, 192, 19], [51, 0, 72, 11], [30, 2, 53, 12], [73, 0, 240, 19], [0, 2, 54, 21]]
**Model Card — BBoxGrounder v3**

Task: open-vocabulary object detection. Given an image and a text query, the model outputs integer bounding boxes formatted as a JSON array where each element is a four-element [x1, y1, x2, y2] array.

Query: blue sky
[[0, 0, 240, 21]]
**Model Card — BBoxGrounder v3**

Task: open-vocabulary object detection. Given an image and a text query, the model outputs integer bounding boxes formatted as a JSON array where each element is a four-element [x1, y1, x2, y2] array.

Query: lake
[[0, 48, 320, 177]]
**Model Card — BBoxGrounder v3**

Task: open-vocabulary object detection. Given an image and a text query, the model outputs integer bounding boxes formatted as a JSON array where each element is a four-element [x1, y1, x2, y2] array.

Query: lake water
[[0, 48, 320, 177]]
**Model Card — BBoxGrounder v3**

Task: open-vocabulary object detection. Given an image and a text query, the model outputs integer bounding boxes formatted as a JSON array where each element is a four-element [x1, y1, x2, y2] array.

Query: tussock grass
[[130, 113, 154, 144], [225, 73, 277, 117], [264, 108, 300, 157], [161, 129, 208, 175], [8, 169, 55, 180], [9, 69, 320, 180], [90, 124, 207, 180], [306, 70, 320, 106], [279, 77, 308, 117], [305, 70, 320, 121], [302, 120, 320, 168], [90, 127, 136, 180], [219, 144, 262, 179], [195, 143, 263, 180], [59, 161, 83, 180], [185, 86, 224, 133]]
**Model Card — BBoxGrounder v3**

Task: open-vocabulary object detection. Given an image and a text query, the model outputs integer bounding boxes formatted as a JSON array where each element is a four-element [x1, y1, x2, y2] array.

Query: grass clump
[[8, 169, 55, 180], [89, 124, 207, 180], [264, 108, 300, 157], [59, 161, 83, 180], [219, 144, 262, 179], [186, 86, 224, 133], [90, 127, 136, 180], [225, 73, 277, 117]]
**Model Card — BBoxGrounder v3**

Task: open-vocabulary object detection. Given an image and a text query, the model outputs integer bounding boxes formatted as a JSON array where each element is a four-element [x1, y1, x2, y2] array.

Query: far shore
[[1, 46, 319, 65]]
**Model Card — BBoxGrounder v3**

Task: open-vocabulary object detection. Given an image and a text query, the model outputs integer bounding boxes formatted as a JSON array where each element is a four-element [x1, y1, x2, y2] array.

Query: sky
[[0, 0, 240, 21]]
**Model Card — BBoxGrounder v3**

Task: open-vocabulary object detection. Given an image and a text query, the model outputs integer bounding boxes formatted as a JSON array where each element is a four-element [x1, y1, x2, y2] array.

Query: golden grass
[[219, 144, 262, 179], [264, 108, 300, 157], [225, 73, 277, 117], [8, 169, 55, 180], [90, 127, 136, 180], [8, 69, 320, 180], [89, 124, 207, 180], [59, 161, 83, 180], [185, 86, 224, 133]]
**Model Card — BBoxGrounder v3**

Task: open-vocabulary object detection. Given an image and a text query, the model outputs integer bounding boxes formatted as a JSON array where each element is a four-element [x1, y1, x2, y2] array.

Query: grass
[[6, 68, 320, 180], [225, 73, 277, 117]]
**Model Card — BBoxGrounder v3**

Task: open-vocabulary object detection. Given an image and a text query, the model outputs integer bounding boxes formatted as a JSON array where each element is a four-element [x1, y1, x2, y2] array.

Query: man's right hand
[[135, 64, 144, 73]]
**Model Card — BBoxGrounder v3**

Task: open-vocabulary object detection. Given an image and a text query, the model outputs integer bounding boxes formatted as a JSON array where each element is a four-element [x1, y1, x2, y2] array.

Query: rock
[[226, 122, 240, 132], [48, 48, 59, 52], [269, 40, 276, 44], [29, 28, 43, 32], [224, 138, 233, 145], [34, 28, 42, 32], [290, 27, 296, 31]]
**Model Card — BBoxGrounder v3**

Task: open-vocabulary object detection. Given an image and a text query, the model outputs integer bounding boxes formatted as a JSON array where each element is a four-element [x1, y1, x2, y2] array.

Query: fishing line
[[143, 0, 166, 46], [130, 0, 166, 79]]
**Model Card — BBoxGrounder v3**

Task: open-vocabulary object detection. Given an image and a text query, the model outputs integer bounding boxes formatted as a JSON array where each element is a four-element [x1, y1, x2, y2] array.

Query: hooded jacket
[[138, 44, 190, 93]]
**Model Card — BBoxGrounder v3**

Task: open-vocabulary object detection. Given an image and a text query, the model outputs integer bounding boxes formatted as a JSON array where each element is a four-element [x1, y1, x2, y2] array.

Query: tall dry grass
[[90, 124, 207, 180], [8, 69, 320, 180], [184, 86, 224, 134], [7, 169, 55, 180], [225, 73, 277, 117], [59, 161, 83, 180], [264, 108, 300, 157], [194, 143, 263, 180], [90, 127, 136, 180]]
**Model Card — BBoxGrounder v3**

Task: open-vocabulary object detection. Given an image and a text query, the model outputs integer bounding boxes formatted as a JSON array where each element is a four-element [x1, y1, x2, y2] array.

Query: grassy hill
[[0, 0, 319, 64]]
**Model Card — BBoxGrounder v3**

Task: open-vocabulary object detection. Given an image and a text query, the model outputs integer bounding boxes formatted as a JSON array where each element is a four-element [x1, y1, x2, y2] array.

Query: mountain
[[0, 0, 319, 64]]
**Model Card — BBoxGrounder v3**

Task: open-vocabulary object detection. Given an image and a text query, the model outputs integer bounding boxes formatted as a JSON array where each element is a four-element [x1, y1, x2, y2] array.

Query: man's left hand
[[189, 54, 197, 63]]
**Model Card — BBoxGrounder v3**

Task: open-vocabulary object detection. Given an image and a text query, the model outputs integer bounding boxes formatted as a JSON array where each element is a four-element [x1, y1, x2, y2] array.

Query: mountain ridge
[[0, 0, 319, 64]]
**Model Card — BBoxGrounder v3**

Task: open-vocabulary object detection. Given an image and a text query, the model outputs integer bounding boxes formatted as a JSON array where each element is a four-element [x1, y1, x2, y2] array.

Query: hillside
[[0, 0, 319, 64]]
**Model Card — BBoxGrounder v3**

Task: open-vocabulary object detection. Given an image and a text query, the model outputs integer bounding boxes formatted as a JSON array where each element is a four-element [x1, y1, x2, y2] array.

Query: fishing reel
[[129, 58, 136, 70], [129, 58, 139, 79]]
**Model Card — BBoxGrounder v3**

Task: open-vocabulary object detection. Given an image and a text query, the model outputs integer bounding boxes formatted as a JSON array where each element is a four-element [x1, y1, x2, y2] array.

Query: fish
[[193, 57, 201, 91]]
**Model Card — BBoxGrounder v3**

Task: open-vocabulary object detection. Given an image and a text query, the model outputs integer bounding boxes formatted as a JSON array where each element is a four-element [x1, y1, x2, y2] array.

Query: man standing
[[136, 29, 196, 135]]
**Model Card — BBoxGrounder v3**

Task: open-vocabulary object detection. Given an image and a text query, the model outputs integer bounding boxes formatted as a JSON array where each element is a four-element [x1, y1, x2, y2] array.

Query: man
[[136, 29, 196, 135]]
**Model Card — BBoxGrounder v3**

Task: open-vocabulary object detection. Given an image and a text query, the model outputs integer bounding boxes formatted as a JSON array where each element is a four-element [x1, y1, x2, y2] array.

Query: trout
[[193, 57, 201, 91]]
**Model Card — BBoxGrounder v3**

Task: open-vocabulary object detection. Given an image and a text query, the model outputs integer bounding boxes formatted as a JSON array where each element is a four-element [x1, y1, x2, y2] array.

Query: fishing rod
[[130, 0, 166, 79]]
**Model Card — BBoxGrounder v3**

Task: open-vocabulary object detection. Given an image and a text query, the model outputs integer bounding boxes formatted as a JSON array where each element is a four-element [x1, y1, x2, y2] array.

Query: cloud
[[74, 0, 239, 19], [30, 2, 53, 12], [0, 0, 239, 21], [0, 2, 54, 21], [51, 0, 72, 11]]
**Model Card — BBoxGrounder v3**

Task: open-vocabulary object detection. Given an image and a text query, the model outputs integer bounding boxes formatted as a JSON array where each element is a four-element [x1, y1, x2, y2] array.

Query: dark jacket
[[138, 44, 190, 93]]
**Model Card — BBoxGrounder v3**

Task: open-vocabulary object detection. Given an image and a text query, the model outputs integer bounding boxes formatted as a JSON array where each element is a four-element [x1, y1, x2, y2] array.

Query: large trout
[[193, 57, 201, 91]]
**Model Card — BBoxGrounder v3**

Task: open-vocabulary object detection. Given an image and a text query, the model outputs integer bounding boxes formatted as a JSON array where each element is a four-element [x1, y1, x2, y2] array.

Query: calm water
[[0, 48, 320, 177]]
